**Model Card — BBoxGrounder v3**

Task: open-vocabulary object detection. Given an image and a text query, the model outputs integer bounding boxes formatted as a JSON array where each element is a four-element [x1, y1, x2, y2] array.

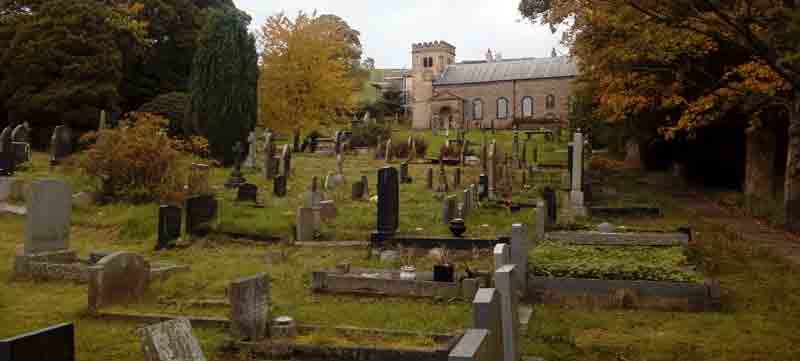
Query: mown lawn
[[1, 129, 798, 360]]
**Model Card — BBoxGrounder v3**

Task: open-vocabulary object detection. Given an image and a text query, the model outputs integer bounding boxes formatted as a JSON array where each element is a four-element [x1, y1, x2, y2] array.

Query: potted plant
[[432, 246, 455, 283], [399, 246, 416, 280]]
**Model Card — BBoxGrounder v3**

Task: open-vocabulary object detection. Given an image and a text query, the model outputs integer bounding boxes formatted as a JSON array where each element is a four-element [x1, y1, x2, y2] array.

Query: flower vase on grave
[[433, 264, 455, 283], [400, 265, 416, 280]]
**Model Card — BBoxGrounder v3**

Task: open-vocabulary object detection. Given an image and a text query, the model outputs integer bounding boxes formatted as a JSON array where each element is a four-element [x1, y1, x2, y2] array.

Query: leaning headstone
[[296, 207, 315, 242], [273, 175, 287, 197], [230, 274, 270, 341], [140, 319, 206, 361], [185, 195, 217, 237], [156, 205, 182, 251], [88, 252, 150, 312], [448, 329, 491, 361], [493, 243, 509, 271], [0, 323, 75, 361], [24, 180, 71, 255], [236, 183, 258, 203], [495, 265, 520, 361], [375, 167, 399, 238], [510, 224, 529, 290], [473, 289, 502, 361], [443, 195, 457, 225]]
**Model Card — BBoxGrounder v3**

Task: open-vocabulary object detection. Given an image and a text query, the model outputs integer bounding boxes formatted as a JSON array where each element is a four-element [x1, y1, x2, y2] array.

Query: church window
[[522, 97, 534, 118], [497, 98, 509, 119], [546, 94, 556, 109], [473, 99, 484, 120]]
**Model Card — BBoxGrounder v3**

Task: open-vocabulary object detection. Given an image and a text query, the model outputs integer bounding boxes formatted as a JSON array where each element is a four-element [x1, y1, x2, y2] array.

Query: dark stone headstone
[[567, 144, 574, 186], [49, 125, 73, 165], [12, 142, 30, 164], [351, 181, 364, 200], [185, 195, 218, 237], [0, 323, 75, 361], [542, 187, 557, 225], [376, 167, 399, 237], [399, 162, 412, 184], [426, 168, 434, 190], [156, 205, 182, 250], [273, 175, 287, 197], [270, 156, 281, 178], [0, 126, 12, 153], [453, 167, 461, 187], [237, 183, 258, 203], [0, 151, 15, 176], [478, 174, 489, 200], [11, 123, 29, 143]]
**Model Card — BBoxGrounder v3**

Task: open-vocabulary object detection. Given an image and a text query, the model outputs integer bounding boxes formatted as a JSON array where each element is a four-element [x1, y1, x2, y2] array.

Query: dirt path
[[676, 193, 800, 267]]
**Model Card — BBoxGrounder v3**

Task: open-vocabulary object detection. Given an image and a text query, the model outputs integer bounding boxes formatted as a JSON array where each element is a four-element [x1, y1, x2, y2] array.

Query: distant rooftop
[[434, 56, 577, 85]]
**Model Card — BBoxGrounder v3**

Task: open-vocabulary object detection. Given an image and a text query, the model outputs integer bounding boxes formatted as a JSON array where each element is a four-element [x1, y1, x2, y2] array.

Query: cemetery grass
[[1, 144, 798, 360]]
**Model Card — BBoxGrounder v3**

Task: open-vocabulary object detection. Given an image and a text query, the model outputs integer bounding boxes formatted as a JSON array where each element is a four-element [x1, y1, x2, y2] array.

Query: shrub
[[138, 92, 190, 135], [78, 112, 207, 204], [390, 137, 428, 158], [350, 123, 391, 147]]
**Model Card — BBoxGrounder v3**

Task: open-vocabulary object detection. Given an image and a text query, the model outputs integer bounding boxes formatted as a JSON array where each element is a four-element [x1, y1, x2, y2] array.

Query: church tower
[[410, 41, 456, 129]]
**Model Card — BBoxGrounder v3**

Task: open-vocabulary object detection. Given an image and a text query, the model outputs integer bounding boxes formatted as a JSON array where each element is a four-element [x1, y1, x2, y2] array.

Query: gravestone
[[535, 201, 546, 242], [185, 195, 217, 237], [361, 175, 370, 198], [487, 141, 497, 194], [351, 181, 364, 200], [443, 195, 457, 225], [237, 183, 258, 203], [426, 168, 434, 190], [453, 167, 461, 187], [308, 177, 321, 208], [495, 265, 520, 361], [0, 151, 15, 176], [542, 187, 557, 226], [263, 131, 275, 179], [50, 125, 73, 165], [448, 329, 490, 361], [225, 142, 247, 189], [281, 145, 291, 177], [319, 200, 337, 222], [473, 289, 502, 361], [188, 163, 211, 195], [244, 132, 257, 169], [230, 274, 270, 341], [493, 243, 509, 272], [400, 161, 411, 184], [296, 207, 315, 242], [510, 224, 529, 290], [24, 180, 72, 255], [375, 167, 399, 237], [463, 189, 472, 217], [385, 139, 393, 162], [0, 125, 12, 153], [0, 323, 74, 361], [375, 135, 383, 160], [140, 319, 206, 361], [437, 166, 449, 193], [273, 175, 287, 197], [478, 174, 489, 200], [156, 205, 182, 251], [11, 142, 30, 164], [88, 252, 150, 312]]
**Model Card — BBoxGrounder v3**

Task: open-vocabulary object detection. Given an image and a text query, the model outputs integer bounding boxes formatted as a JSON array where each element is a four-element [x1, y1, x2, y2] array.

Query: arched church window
[[522, 97, 534, 118], [497, 98, 509, 119], [546, 94, 556, 109], [473, 99, 484, 120]]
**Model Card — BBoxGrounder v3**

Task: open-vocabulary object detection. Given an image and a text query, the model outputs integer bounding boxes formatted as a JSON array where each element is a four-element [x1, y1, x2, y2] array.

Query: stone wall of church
[[428, 77, 575, 129]]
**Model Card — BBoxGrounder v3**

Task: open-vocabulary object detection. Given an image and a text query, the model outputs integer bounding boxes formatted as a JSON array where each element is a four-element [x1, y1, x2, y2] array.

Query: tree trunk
[[785, 89, 800, 231], [745, 127, 777, 208]]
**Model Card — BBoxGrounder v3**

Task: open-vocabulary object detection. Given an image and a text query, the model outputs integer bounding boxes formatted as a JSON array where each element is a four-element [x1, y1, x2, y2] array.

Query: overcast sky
[[234, 0, 567, 69]]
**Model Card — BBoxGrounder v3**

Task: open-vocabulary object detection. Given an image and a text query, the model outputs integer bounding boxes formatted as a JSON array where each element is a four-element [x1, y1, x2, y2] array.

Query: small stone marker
[[495, 265, 520, 361], [185, 195, 217, 237], [236, 183, 258, 203], [296, 207, 315, 242], [462, 189, 471, 217], [230, 274, 270, 341], [156, 205, 182, 251], [319, 200, 337, 222], [493, 243, 509, 271], [443, 195, 457, 225], [25, 180, 71, 255], [0, 323, 75, 361], [385, 139, 393, 162], [375, 167, 399, 238], [140, 319, 206, 361], [510, 224, 529, 290], [473, 288, 502, 361], [88, 252, 150, 312], [449, 329, 490, 361], [273, 175, 287, 197]]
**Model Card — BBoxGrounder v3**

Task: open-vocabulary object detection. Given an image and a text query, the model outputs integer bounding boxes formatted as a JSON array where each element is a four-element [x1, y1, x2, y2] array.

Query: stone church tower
[[410, 41, 456, 129]]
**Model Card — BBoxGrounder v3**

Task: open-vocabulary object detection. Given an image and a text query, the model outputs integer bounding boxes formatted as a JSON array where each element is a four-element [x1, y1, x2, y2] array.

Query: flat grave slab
[[374, 234, 507, 250], [311, 268, 483, 300]]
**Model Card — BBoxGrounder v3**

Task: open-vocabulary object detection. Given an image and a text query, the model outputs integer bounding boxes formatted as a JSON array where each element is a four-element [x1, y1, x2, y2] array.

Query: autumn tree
[[520, 0, 800, 229], [258, 12, 360, 135], [186, 7, 258, 165]]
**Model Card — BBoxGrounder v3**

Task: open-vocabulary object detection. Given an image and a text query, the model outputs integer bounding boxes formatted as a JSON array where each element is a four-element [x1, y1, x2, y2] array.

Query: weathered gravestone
[[263, 131, 275, 179], [351, 181, 365, 200], [88, 252, 150, 312], [273, 175, 287, 197], [473, 289, 502, 361], [0, 125, 12, 153], [11, 123, 30, 144], [400, 161, 411, 184], [319, 200, 337, 222], [230, 274, 270, 341], [140, 319, 206, 361], [188, 163, 211, 195], [185, 195, 217, 237], [156, 205, 182, 251], [244, 132, 257, 169], [237, 183, 258, 203], [495, 265, 520, 361], [50, 125, 72, 165], [0, 323, 75, 361], [296, 207, 315, 242], [281, 145, 291, 177], [360, 175, 370, 198], [443, 195, 457, 225], [478, 174, 489, 200], [448, 329, 491, 361], [11, 142, 31, 164], [375, 167, 399, 239], [510, 224, 529, 290], [24, 180, 71, 255], [426, 167, 434, 190]]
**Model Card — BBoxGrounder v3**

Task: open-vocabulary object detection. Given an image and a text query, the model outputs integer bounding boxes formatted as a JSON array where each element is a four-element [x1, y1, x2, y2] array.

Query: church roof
[[434, 56, 577, 86]]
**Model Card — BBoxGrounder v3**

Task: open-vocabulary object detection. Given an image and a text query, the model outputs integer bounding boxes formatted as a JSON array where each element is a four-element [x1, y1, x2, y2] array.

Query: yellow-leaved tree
[[258, 12, 360, 134]]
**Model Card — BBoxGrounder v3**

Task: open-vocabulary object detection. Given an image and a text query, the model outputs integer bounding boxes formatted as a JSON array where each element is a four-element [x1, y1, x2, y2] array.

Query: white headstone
[[493, 243, 509, 272], [244, 132, 257, 168], [24, 180, 71, 255]]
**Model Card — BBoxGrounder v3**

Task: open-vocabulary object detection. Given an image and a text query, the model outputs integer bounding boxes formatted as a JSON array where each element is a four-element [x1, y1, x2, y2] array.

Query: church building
[[408, 41, 578, 130]]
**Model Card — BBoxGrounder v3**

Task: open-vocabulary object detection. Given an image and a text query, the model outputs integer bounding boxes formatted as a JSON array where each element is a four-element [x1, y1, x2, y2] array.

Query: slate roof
[[434, 56, 577, 86]]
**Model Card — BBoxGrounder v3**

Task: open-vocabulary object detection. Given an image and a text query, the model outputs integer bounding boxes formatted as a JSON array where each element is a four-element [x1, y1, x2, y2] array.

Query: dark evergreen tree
[[187, 7, 258, 165]]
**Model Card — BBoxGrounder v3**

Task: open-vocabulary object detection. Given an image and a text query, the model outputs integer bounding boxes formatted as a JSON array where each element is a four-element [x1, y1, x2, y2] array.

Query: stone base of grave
[[570, 190, 587, 217], [311, 269, 485, 300]]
